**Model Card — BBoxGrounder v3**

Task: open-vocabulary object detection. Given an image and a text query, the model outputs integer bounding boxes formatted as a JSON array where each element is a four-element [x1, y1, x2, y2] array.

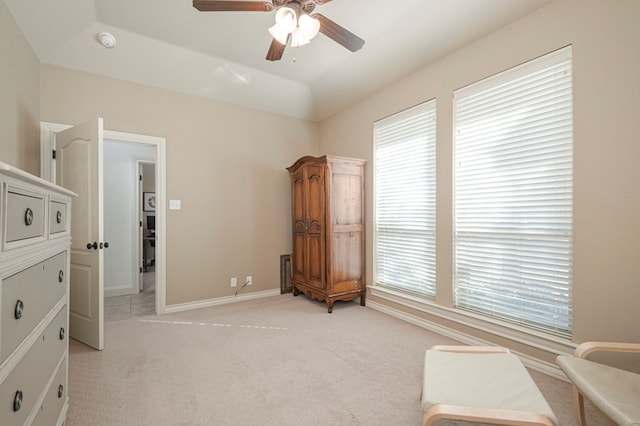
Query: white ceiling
[[4, 0, 550, 121]]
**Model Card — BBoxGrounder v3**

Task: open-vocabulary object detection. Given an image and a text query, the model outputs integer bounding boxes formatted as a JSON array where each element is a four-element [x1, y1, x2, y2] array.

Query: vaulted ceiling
[[4, 0, 550, 121]]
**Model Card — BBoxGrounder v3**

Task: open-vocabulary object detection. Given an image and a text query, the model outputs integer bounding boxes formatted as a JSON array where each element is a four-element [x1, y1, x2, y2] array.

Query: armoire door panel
[[292, 234, 306, 282], [307, 234, 324, 288], [292, 173, 305, 224], [332, 174, 363, 226], [306, 166, 325, 227], [331, 232, 362, 284]]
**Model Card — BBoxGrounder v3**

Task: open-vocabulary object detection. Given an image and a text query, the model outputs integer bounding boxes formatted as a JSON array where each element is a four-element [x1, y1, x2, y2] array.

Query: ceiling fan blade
[[312, 13, 365, 52], [266, 38, 287, 61], [193, 1, 274, 12]]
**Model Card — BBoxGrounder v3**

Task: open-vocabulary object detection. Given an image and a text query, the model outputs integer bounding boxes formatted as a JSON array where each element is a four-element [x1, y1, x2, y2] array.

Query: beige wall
[[0, 1, 40, 174], [319, 0, 640, 356], [40, 65, 319, 305], [5, 0, 639, 364]]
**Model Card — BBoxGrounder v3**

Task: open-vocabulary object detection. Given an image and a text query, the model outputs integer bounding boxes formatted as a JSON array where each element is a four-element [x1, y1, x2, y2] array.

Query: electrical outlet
[[246, 276, 252, 286], [230, 277, 237, 287]]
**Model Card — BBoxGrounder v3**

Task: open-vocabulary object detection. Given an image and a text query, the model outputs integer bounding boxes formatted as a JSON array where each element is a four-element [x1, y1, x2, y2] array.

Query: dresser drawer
[[0, 307, 67, 426], [31, 356, 67, 426], [1, 252, 67, 363], [49, 200, 68, 235], [5, 190, 45, 243]]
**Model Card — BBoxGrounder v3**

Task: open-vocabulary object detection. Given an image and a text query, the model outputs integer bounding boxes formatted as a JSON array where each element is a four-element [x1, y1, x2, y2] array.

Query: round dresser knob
[[13, 390, 23, 412], [58, 384, 64, 398], [56, 210, 62, 224], [59, 327, 65, 340], [24, 208, 33, 226], [14, 300, 24, 320], [59, 270, 64, 283]]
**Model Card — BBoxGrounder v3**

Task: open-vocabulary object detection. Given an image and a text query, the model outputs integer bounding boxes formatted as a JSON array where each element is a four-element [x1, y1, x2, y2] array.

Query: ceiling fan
[[192, 0, 365, 61]]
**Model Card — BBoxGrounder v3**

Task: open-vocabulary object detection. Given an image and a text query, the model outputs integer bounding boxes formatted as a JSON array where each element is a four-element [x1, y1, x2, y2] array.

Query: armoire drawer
[[31, 356, 68, 426], [49, 200, 68, 235], [1, 252, 67, 363], [4, 190, 45, 243], [0, 307, 67, 426]]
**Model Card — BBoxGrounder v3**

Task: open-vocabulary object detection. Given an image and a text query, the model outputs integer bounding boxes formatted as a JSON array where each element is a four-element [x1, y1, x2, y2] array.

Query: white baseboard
[[366, 299, 569, 381], [164, 289, 281, 314]]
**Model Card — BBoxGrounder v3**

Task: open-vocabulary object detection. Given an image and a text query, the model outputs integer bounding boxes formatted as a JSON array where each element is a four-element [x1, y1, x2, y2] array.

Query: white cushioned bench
[[421, 345, 558, 426]]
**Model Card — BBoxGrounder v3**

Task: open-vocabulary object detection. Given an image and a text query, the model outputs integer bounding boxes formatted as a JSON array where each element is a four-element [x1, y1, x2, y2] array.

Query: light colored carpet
[[67, 295, 608, 425]]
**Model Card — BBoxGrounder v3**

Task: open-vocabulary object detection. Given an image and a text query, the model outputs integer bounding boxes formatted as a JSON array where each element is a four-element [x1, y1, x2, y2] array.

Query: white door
[[55, 118, 105, 350]]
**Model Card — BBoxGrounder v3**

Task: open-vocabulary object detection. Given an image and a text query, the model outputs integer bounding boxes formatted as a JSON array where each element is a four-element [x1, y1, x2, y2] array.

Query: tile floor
[[105, 270, 155, 321]]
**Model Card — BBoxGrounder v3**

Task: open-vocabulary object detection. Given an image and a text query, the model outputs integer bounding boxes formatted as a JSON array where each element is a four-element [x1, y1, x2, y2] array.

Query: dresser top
[[0, 161, 77, 197]]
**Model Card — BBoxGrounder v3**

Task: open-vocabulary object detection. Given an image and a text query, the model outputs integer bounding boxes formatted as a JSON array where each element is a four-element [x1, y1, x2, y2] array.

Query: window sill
[[369, 285, 575, 378]]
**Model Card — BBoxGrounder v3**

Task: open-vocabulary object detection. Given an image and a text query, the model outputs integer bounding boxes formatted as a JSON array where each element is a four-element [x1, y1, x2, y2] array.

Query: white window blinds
[[453, 47, 573, 336], [374, 101, 436, 297]]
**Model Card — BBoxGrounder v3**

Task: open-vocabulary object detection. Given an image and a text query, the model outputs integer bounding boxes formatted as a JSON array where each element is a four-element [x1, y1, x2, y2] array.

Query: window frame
[[373, 99, 437, 298], [452, 46, 574, 337]]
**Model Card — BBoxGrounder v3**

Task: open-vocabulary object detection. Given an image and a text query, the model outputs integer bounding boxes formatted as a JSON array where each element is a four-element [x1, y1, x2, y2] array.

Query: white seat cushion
[[557, 355, 640, 426], [423, 350, 558, 425]]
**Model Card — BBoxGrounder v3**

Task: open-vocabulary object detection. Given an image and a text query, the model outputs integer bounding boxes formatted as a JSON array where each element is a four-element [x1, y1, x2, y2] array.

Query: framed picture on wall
[[143, 192, 156, 212]]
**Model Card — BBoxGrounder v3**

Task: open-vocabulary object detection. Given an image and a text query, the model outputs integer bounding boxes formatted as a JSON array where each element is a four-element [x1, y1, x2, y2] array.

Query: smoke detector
[[98, 32, 116, 48]]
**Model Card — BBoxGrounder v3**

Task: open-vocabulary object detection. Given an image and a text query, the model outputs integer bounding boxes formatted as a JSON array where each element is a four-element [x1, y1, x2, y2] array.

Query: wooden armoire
[[286, 155, 366, 313]]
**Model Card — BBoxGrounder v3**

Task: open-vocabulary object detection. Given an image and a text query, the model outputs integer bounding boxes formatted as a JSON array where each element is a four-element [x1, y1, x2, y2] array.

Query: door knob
[[87, 242, 98, 250]]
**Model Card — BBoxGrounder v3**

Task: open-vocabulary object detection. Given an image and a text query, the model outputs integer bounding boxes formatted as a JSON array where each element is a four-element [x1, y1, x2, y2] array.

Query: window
[[453, 47, 573, 336], [374, 101, 436, 297]]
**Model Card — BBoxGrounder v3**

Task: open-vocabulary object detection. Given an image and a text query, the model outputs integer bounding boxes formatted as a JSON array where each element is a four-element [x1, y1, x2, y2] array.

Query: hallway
[[105, 269, 155, 321]]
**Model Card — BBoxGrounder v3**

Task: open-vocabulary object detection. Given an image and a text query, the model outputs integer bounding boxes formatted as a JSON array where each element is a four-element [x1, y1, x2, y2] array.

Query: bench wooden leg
[[572, 385, 587, 426]]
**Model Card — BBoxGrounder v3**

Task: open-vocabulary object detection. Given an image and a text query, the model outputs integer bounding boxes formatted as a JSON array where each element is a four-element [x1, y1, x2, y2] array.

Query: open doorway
[[103, 141, 157, 321], [40, 121, 167, 337], [138, 161, 156, 318]]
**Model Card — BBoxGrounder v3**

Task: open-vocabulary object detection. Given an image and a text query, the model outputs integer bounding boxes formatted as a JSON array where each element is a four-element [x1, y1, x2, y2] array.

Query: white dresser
[[0, 161, 75, 426]]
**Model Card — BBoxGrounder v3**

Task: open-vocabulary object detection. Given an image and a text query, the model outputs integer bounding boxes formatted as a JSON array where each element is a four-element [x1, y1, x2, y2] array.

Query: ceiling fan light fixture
[[274, 7, 297, 33], [290, 27, 311, 48], [268, 24, 290, 45], [298, 14, 320, 41], [193, 0, 365, 62]]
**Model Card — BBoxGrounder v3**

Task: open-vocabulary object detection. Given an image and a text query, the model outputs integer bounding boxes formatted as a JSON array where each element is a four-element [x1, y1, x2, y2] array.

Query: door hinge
[[52, 150, 56, 159], [139, 221, 143, 227], [139, 174, 143, 181], [140, 267, 143, 273]]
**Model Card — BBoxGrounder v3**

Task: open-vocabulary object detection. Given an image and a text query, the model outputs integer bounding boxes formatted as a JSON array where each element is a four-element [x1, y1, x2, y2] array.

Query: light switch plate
[[169, 199, 181, 210]]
